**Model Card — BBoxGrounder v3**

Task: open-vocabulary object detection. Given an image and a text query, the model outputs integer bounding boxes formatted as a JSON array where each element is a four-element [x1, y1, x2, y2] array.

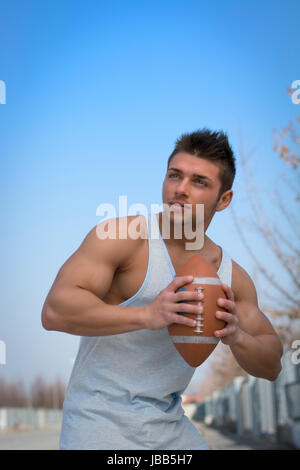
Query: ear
[[215, 189, 233, 212]]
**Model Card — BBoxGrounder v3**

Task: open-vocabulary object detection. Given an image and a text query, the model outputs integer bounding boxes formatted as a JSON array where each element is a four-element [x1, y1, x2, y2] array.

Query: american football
[[168, 254, 227, 367]]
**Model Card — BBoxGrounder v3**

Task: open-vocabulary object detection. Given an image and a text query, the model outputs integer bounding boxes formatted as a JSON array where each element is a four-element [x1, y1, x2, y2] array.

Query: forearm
[[42, 285, 146, 336], [229, 329, 282, 381]]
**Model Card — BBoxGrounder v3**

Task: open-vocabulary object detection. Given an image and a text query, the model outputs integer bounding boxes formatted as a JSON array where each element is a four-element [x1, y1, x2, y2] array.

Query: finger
[[216, 310, 237, 324], [168, 276, 194, 292], [217, 298, 235, 313], [172, 301, 203, 315], [214, 325, 236, 338], [221, 283, 235, 301], [170, 313, 197, 328], [173, 290, 203, 302]]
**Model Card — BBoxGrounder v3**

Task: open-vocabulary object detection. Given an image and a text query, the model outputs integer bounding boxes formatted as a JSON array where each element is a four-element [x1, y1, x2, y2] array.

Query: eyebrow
[[168, 167, 213, 182]]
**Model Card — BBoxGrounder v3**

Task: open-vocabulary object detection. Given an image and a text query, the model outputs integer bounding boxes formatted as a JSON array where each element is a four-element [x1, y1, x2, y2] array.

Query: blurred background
[[0, 0, 299, 449]]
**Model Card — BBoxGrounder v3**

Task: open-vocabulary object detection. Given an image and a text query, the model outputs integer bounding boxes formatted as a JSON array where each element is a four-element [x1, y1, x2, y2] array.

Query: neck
[[157, 211, 211, 253]]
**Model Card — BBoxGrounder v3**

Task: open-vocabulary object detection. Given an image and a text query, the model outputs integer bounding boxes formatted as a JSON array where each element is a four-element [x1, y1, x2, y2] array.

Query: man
[[41, 129, 283, 450]]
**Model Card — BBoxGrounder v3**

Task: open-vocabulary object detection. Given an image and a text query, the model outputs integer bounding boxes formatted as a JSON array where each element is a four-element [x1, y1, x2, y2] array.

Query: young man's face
[[162, 152, 233, 231]]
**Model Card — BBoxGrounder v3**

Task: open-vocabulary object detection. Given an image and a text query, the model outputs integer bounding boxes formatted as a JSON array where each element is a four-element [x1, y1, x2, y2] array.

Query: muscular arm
[[41, 216, 147, 336], [215, 261, 283, 381]]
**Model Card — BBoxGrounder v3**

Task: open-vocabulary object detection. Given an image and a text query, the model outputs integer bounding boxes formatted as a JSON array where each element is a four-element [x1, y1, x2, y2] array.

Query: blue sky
[[0, 0, 299, 391]]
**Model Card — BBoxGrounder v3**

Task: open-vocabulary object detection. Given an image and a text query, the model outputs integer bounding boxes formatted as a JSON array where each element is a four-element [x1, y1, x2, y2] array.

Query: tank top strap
[[217, 249, 232, 287], [149, 212, 176, 278]]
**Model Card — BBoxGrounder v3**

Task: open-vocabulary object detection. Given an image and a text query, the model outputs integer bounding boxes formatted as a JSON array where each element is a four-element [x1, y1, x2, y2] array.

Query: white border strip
[[171, 336, 219, 344], [192, 277, 221, 285], [175, 276, 221, 285]]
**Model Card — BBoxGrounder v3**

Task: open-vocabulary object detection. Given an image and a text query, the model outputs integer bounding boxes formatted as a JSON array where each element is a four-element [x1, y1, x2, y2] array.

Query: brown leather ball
[[168, 254, 226, 367]]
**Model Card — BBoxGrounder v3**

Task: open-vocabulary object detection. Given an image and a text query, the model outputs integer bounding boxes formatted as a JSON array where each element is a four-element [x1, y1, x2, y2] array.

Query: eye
[[168, 173, 178, 178], [195, 179, 206, 185]]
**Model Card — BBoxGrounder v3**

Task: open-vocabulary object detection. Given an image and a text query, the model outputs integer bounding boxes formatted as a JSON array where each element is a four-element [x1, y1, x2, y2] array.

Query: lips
[[168, 201, 193, 214], [169, 201, 185, 207], [169, 202, 184, 212], [169, 201, 192, 209]]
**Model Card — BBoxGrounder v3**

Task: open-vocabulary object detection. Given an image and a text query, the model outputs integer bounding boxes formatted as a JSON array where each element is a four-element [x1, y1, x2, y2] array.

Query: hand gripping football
[[168, 254, 227, 367]]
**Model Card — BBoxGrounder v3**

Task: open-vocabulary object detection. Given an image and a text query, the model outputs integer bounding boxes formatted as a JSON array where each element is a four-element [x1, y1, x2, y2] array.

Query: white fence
[[191, 348, 300, 449], [0, 408, 62, 432]]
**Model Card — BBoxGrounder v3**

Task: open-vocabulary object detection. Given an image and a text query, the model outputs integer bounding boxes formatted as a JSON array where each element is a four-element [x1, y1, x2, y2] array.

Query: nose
[[175, 177, 189, 197]]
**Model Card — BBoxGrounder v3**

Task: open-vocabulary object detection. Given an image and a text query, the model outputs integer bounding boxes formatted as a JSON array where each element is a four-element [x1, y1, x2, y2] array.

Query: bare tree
[[30, 376, 51, 408], [196, 343, 247, 401], [230, 113, 300, 344], [30, 375, 66, 409], [196, 107, 299, 400], [0, 378, 28, 407], [51, 376, 66, 409], [0, 376, 66, 408]]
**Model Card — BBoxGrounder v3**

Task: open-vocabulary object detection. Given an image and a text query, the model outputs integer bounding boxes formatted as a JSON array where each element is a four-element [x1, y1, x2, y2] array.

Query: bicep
[[236, 297, 283, 358], [236, 300, 277, 337], [48, 218, 134, 300], [232, 261, 278, 337]]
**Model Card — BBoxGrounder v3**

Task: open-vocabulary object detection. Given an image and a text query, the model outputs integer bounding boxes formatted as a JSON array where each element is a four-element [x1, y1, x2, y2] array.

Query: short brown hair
[[167, 128, 236, 198]]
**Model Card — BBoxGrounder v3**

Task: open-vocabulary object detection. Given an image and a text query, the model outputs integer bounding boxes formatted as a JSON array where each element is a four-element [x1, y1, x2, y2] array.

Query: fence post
[[0, 409, 7, 431], [233, 377, 245, 435]]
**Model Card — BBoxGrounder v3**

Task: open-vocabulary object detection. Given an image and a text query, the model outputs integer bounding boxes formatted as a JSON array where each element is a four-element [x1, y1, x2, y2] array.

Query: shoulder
[[231, 259, 258, 304], [95, 214, 148, 240], [83, 214, 148, 267]]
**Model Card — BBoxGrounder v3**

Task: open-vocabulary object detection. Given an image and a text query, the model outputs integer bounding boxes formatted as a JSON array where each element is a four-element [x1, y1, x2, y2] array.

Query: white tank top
[[59, 212, 232, 450]]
